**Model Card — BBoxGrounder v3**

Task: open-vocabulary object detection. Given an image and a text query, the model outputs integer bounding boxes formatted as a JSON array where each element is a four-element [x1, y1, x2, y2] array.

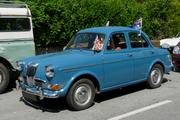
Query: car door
[[128, 32, 155, 81], [103, 32, 133, 88]]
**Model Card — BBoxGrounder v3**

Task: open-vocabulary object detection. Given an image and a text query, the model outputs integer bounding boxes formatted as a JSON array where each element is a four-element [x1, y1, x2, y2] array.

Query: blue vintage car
[[17, 26, 172, 110]]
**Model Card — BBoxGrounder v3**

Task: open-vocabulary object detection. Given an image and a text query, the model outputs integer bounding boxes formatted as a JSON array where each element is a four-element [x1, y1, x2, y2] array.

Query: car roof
[[78, 26, 138, 34]]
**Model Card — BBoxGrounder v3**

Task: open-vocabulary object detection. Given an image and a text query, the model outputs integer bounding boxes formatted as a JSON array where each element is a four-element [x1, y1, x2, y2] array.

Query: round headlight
[[16, 61, 24, 71], [45, 65, 55, 79]]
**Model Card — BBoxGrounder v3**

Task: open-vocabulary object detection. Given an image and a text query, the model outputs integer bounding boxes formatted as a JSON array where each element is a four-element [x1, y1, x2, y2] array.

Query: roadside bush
[[20, 0, 180, 48]]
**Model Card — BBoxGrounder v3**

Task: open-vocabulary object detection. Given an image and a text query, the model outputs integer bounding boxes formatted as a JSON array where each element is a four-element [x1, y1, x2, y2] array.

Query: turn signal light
[[50, 84, 60, 91]]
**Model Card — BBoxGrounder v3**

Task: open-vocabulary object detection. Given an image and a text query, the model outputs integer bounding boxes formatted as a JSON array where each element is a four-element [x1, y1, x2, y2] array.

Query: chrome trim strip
[[62, 59, 132, 72], [62, 63, 103, 72], [22, 89, 59, 99]]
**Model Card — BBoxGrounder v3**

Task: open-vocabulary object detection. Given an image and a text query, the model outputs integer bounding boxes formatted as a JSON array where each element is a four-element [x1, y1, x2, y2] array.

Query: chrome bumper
[[16, 80, 59, 100]]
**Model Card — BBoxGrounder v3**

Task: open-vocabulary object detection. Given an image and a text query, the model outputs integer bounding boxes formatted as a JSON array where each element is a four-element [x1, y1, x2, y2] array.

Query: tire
[[66, 78, 96, 111], [147, 64, 163, 89], [0, 63, 10, 93]]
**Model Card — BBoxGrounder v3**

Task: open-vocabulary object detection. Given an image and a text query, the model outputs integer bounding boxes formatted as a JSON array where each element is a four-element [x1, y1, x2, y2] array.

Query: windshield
[[66, 33, 105, 51]]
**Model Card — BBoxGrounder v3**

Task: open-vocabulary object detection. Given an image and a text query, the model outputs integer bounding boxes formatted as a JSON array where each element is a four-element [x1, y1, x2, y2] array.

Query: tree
[[19, 0, 180, 48]]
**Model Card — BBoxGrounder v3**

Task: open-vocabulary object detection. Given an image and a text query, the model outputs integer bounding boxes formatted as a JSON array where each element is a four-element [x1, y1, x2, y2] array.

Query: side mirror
[[94, 49, 101, 53]]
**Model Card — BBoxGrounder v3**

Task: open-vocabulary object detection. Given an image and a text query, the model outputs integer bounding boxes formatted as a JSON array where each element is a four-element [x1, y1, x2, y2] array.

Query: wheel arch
[[0, 57, 14, 71], [68, 73, 101, 94], [149, 61, 165, 75]]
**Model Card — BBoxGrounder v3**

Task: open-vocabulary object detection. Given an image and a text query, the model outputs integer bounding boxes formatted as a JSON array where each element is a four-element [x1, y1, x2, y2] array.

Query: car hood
[[22, 49, 101, 70], [160, 37, 180, 47]]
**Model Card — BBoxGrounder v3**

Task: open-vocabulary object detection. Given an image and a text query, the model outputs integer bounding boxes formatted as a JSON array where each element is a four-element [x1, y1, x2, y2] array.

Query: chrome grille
[[26, 63, 38, 77], [24, 77, 45, 88]]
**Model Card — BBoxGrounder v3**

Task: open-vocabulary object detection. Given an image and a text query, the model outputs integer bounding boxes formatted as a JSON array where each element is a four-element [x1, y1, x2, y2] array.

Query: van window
[[0, 18, 30, 32]]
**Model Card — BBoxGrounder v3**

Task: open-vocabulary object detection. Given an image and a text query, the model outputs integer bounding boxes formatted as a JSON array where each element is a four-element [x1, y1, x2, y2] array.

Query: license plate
[[22, 91, 39, 101]]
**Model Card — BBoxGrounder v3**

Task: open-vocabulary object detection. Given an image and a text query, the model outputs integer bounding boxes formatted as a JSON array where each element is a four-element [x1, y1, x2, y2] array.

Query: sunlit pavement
[[0, 71, 180, 120]]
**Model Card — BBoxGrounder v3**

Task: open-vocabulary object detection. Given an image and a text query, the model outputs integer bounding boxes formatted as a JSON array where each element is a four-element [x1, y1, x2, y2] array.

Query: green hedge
[[21, 0, 180, 48]]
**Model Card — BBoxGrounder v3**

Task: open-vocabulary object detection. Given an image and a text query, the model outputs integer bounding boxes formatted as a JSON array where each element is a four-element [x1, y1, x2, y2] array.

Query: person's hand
[[115, 47, 121, 50]]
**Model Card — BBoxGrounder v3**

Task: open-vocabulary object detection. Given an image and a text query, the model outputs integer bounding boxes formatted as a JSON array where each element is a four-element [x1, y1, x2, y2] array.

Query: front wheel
[[147, 64, 163, 89], [66, 78, 95, 111], [0, 63, 10, 93]]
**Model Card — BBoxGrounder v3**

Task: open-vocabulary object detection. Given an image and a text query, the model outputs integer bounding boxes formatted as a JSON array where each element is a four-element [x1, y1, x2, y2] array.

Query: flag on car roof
[[133, 18, 142, 29], [133, 18, 142, 36]]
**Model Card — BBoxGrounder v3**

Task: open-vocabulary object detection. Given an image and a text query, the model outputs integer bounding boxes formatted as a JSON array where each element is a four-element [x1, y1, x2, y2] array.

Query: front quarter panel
[[41, 53, 105, 97], [59, 69, 103, 95]]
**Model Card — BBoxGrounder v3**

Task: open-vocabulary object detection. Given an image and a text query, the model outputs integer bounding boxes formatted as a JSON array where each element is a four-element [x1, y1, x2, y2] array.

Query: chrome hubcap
[[151, 68, 161, 85], [74, 84, 92, 106]]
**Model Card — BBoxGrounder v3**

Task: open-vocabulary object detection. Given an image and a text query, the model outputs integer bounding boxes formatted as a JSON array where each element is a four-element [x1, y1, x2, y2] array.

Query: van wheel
[[147, 64, 163, 89], [66, 78, 95, 111], [0, 63, 10, 93]]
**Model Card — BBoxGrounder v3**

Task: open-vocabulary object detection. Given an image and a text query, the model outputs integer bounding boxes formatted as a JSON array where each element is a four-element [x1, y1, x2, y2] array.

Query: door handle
[[126, 53, 133, 57], [150, 51, 155, 54]]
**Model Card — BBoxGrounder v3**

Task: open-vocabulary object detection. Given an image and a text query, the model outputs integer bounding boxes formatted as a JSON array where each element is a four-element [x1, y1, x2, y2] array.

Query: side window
[[107, 33, 127, 51], [129, 32, 149, 48], [0, 18, 30, 32]]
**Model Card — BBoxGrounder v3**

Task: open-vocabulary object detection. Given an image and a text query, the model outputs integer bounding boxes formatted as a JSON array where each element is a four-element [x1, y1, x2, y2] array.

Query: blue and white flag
[[133, 18, 142, 36], [133, 18, 142, 29]]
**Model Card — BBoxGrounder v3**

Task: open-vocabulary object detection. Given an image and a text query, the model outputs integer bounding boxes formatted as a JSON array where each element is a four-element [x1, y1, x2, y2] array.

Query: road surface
[[0, 71, 180, 120]]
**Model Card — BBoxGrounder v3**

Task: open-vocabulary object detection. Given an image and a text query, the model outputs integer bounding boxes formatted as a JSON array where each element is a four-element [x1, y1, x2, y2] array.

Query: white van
[[0, 1, 35, 93]]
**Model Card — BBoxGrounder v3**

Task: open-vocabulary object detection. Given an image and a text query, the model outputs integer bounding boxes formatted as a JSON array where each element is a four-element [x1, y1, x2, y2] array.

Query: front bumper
[[17, 80, 63, 100]]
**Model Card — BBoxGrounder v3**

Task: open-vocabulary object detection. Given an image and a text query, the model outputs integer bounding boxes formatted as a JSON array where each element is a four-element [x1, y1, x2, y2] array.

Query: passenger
[[115, 47, 121, 50]]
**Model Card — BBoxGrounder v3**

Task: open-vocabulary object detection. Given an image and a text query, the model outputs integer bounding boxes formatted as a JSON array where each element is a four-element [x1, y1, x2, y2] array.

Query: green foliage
[[19, 0, 180, 48]]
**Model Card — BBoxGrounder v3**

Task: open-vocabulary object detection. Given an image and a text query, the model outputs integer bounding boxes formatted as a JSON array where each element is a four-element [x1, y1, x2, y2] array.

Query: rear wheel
[[0, 63, 10, 93], [147, 64, 163, 89], [66, 78, 95, 111]]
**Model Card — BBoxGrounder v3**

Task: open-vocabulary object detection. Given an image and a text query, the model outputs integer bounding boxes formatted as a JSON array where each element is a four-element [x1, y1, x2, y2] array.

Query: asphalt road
[[0, 71, 180, 120]]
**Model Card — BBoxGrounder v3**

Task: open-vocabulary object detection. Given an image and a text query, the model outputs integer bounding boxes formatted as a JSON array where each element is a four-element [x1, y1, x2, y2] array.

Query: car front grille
[[23, 63, 46, 88], [24, 77, 45, 88], [26, 63, 39, 77]]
